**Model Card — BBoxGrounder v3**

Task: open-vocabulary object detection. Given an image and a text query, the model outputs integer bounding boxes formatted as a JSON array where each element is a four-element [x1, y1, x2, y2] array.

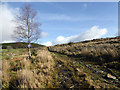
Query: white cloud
[[0, 3, 16, 43], [2, 40, 16, 43], [42, 41, 52, 46], [53, 26, 107, 45], [0, 4, 48, 43], [42, 25, 107, 46], [54, 36, 66, 44]]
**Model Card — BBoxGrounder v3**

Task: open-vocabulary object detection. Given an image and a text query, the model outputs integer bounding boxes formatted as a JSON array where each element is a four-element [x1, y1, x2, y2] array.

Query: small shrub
[[68, 42, 74, 46]]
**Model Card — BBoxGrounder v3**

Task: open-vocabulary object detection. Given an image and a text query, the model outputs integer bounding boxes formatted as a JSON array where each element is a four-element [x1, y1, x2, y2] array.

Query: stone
[[59, 65, 62, 67], [98, 70, 104, 73], [106, 74, 116, 80], [70, 85, 74, 88], [76, 68, 80, 72]]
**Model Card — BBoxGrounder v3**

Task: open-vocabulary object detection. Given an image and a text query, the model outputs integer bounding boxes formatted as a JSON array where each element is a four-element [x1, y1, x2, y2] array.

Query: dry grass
[[2, 60, 10, 88], [80, 45, 118, 58], [2, 47, 55, 88], [9, 48, 55, 88], [16, 69, 37, 88], [0, 60, 2, 79], [2, 36, 119, 88], [48, 37, 120, 64], [37, 49, 54, 70], [20, 58, 31, 69], [34, 49, 55, 87]]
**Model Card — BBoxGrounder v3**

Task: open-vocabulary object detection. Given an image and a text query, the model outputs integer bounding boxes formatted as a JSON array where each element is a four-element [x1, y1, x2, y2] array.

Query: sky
[[0, 2, 118, 46]]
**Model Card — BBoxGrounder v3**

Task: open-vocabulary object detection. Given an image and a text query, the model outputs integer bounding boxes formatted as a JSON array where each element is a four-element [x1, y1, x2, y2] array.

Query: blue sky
[[1, 2, 118, 45]]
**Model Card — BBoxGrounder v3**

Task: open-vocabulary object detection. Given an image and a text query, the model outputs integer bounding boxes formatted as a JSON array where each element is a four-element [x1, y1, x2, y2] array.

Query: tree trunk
[[28, 43, 31, 59], [28, 33, 31, 59], [27, 15, 31, 59]]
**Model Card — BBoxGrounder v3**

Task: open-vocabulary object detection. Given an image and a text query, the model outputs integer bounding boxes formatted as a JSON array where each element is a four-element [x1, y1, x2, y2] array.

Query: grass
[[2, 48, 28, 60], [48, 36, 120, 66], [2, 60, 10, 88], [1, 36, 120, 89]]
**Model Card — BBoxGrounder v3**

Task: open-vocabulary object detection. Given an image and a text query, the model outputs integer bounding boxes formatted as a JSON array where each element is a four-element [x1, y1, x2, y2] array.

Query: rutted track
[[51, 52, 92, 88], [49, 50, 120, 89]]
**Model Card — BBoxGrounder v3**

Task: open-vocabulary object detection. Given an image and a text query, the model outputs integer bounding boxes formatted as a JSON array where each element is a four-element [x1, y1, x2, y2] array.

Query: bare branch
[[12, 4, 41, 43], [12, 4, 41, 58]]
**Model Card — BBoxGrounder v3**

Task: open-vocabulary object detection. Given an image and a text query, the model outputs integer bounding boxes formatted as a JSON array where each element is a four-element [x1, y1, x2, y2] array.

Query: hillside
[[2, 36, 120, 89], [48, 36, 120, 64], [2, 42, 45, 49]]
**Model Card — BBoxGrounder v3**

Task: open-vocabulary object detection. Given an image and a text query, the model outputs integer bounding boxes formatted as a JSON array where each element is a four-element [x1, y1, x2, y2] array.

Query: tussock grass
[[37, 49, 54, 70], [15, 69, 36, 88], [20, 58, 31, 69], [48, 36, 120, 64], [6, 48, 55, 88], [33, 49, 55, 87], [2, 60, 10, 88], [2, 36, 120, 88]]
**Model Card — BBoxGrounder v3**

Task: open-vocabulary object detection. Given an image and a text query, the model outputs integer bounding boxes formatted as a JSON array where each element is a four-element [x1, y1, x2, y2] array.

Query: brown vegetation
[[48, 36, 120, 65], [2, 36, 120, 89], [2, 47, 55, 88]]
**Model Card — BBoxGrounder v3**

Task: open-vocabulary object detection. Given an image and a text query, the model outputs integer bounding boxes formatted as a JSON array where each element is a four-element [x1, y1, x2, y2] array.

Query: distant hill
[[53, 36, 120, 46], [2, 42, 45, 49]]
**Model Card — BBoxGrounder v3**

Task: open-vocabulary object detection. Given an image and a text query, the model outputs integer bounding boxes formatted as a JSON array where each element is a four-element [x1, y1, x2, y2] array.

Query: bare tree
[[13, 4, 41, 59]]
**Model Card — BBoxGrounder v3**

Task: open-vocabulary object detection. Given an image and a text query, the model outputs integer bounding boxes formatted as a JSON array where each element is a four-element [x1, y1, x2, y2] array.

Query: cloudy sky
[[0, 2, 118, 46]]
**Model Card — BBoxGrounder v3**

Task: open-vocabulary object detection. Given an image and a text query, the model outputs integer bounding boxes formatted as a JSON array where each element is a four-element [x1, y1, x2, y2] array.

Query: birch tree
[[13, 4, 41, 59]]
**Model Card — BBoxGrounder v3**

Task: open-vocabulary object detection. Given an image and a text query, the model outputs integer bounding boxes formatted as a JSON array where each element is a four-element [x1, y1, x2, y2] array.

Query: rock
[[76, 68, 81, 72], [10, 53, 13, 56], [59, 65, 62, 67], [106, 74, 116, 80], [99, 70, 104, 73], [73, 61, 76, 64], [13, 53, 16, 56], [70, 85, 74, 88]]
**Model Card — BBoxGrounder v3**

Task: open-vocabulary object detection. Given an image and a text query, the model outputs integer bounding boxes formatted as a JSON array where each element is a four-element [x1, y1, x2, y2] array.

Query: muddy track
[[49, 51, 120, 89], [50, 52, 93, 88]]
